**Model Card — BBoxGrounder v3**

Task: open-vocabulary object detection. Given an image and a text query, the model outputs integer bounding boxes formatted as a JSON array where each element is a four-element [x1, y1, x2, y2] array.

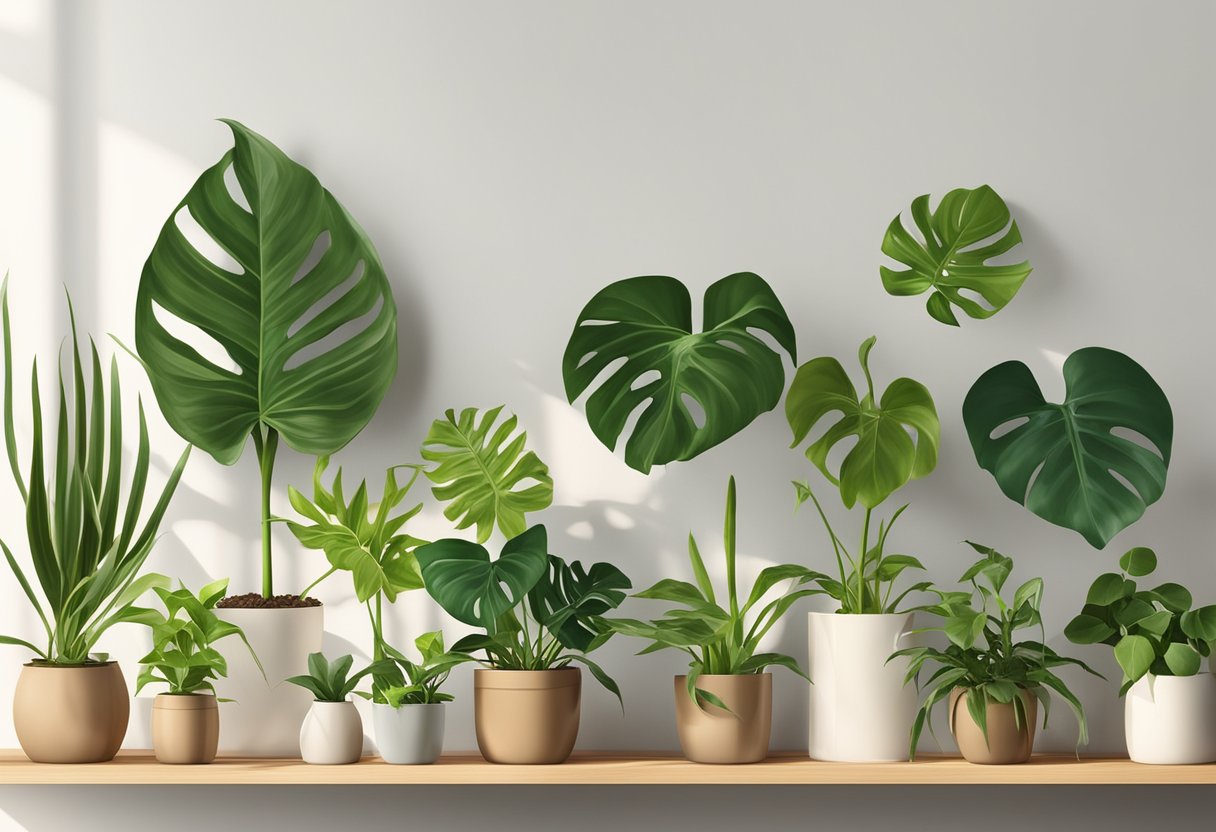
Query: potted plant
[[608, 477, 822, 764], [373, 631, 466, 765], [895, 542, 1096, 764], [1066, 547, 1216, 764], [0, 280, 190, 763], [785, 336, 940, 761], [287, 652, 384, 765], [135, 579, 258, 764], [416, 524, 631, 764], [134, 120, 399, 756]]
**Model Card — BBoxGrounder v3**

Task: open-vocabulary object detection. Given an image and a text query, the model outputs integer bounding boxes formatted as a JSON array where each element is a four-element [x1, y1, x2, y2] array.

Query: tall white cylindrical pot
[[807, 611, 917, 762], [1125, 674, 1216, 764], [373, 702, 445, 765], [300, 700, 364, 765], [213, 605, 324, 757]]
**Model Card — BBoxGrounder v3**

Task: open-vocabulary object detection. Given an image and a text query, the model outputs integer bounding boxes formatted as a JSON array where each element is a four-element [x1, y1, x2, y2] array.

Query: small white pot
[[213, 605, 324, 757], [1125, 674, 1216, 764], [299, 700, 364, 765], [373, 702, 445, 765], [807, 611, 917, 762]]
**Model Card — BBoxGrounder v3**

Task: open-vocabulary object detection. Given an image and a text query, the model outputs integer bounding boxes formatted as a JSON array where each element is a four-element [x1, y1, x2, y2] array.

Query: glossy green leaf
[[1149, 583, 1192, 614], [1064, 613, 1115, 645], [1163, 642, 1201, 676], [1180, 606, 1216, 642], [1086, 573, 1131, 606], [1120, 546, 1157, 577], [527, 556, 631, 652], [1114, 634, 1155, 683]]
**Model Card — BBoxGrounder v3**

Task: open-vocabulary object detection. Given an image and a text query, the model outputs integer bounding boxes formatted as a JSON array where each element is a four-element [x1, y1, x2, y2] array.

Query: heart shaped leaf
[[880, 185, 1032, 326], [963, 347, 1173, 549], [563, 272, 796, 473]]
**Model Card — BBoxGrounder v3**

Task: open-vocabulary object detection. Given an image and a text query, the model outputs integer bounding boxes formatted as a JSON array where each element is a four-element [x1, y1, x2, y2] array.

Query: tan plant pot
[[674, 673, 772, 764], [474, 668, 580, 764], [13, 661, 130, 763], [152, 693, 219, 764], [949, 686, 1038, 765]]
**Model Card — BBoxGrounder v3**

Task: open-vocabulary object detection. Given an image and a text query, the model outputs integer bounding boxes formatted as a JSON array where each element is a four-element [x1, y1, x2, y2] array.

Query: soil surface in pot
[[216, 593, 321, 609]]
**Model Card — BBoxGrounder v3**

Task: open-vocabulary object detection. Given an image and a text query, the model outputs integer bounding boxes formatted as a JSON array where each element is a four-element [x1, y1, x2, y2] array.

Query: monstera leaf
[[963, 348, 1173, 549], [563, 272, 796, 474], [786, 337, 939, 509], [421, 407, 553, 544], [527, 556, 631, 651], [415, 524, 550, 632], [880, 185, 1032, 326]]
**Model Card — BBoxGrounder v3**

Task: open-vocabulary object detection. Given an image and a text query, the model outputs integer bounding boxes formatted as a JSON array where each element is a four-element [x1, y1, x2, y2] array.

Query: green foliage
[[895, 542, 1098, 760], [376, 631, 470, 707], [563, 272, 796, 474], [880, 185, 1032, 326], [1065, 547, 1216, 692], [135, 579, 258, 696], [416, 525, 631, 703], [286, 652, 388, 703], [0, 278, 190, 664], [607, 477, 825, 710], [786, 338, 939, 614], [421, 407, 553, 544], [134, 119, 398, 596], [963, 348, 1173, 549]]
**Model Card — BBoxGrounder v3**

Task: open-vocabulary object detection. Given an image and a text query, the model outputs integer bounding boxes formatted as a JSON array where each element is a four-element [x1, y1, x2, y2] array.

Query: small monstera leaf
[[136, 119, 397, 463], [563, 272, 796, 474], [963, 348, 1173, 549], [527, 556, 632, 651], [880, 185, 1032, 326], [421, 407, 553, 544], [786, 337, 939, 509]]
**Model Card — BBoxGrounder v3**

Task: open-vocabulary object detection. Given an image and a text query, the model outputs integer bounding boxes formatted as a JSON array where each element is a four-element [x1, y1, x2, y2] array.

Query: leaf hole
[[744, 326, 784, 357], [1023, 460, 1046, 503], [222, 162, 251, 212], [286, 260, 365, 338], [717, 339, 748, 355], [956, 287, 997, 312], [824, 434, 859, 476], [1108, 468, 1143, 500], [173, 206, 242, 275], [681, 393, 706, 430], [989, 417, 1029, 440], [1111, 426, 1165, 460], [283, 293, 384, 372], [150, 300, 241, 375], [630, 369, 661, 391], [291, 231, 332, 286]]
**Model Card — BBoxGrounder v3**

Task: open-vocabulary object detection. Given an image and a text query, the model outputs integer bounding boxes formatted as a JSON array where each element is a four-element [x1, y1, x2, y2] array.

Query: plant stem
[[725, 476, 738, 619], [858, 507, 872, 614], [254, 426, 279, 598]]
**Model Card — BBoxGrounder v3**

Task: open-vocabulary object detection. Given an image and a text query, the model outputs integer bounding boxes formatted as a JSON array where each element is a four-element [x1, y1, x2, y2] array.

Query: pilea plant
[[1065, 547, 1216, 690], [378, 631, 466, 707], [785, 336, 940, 613], [286, 652, 387, 703]]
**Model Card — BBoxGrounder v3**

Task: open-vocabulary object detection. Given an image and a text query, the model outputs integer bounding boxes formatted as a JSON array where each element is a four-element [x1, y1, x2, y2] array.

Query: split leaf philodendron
[[880, 184, 1032, 326], [135, 120, 398, 598], [563, 272, 796, 473], [963, 348, 1173, 549]]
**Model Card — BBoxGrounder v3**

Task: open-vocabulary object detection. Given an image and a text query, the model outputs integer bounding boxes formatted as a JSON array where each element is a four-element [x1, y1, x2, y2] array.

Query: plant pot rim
[[372, 701, 446, 711], [674, 672, 772, 681], [807, 610, 912, 619], [310, 698, 356, 706], [153, 691, 218, 710], [22, 660, 119, 669], [473, 667, 580, 690], [213, 604, 325, 613]]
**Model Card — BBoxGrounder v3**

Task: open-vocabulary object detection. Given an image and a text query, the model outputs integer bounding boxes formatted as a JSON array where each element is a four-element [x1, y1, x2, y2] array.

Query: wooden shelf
[[0, 752, 1211, 784]]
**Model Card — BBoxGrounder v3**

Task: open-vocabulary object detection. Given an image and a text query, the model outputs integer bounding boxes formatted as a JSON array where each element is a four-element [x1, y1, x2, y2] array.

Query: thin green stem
[[858, 507, 872, 614], [255, 427, 279, 598]]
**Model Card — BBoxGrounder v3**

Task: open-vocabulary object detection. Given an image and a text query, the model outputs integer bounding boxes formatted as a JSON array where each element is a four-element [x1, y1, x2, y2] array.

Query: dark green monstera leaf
[[527, 556, 631, 652], [880, 185, 1032, 326], [562, 272, 796, 474], [963, 348, 1173, 549]]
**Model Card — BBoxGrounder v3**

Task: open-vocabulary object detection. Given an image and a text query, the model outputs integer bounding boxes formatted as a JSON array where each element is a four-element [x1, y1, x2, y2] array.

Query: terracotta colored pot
[[474, 668, 580, 764], [949, 686, 1037, 764], [152, 693, 219, 764], [13, 661, 130, 763], [674, 673, 772, 764]]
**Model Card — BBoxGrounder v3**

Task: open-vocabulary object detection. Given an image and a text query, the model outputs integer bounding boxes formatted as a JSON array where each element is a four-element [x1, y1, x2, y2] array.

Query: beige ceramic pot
[[151, 693, 219, 764], [674, 673, 772, 764], [13, 661, 130, 763], [474, 668, 581, 764], [949, 686, 1038, 764]]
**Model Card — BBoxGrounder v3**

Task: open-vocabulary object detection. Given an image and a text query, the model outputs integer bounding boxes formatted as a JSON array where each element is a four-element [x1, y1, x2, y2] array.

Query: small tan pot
[[949, 686, 1038, 765], [152, 693, 219, 764], [674, 673, 772, 764], [474, 668, 581, 764], [13, 661, 130, 763]]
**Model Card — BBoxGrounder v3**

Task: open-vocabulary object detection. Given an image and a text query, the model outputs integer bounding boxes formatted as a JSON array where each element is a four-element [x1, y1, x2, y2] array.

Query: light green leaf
[[1163, 642, 1201, 676], [1064, 614, 1114, 644], [1119, 547, 1157, 577], [1180, 606, 1216, 642], [1086, 573, 1133, 606], [1113, 634, 1155, 683]]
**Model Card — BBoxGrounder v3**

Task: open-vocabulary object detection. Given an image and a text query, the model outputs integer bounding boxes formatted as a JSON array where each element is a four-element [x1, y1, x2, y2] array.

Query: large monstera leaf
[[527, 556, 631, 652], [786, 337, 939, 509], [880, 185, 1032, 326], [421, 407, 553, 544], [563, 272, 796, 474], [136, 119, 397, 464], [963, 348, 1173, 549]]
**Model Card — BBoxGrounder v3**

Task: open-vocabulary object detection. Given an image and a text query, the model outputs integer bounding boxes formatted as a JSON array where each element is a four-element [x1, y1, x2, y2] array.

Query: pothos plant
[[1065, 547, 1216, 691], [893, 542, 1097, 759], [785, 336, 940, 613], [607, 477, 824, 708]]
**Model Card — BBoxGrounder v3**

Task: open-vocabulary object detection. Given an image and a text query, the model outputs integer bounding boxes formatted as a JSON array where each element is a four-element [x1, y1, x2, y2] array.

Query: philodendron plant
[[0, 279, 190, 664], [894, 543, 1097, 759], [963, 348, 1173, 549], [135, 120, 398, 601], [785, 336, 940, 613], [608, 477, 824, 708], [1065, 547, 1216, 691]]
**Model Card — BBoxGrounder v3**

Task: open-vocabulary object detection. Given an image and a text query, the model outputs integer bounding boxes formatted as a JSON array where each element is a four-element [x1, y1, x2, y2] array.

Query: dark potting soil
[[215, 593, 322, 609]]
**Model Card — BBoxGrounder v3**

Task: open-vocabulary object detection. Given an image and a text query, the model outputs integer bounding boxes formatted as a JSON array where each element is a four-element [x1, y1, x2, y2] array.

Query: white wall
[[0, 0, 1213, 828]]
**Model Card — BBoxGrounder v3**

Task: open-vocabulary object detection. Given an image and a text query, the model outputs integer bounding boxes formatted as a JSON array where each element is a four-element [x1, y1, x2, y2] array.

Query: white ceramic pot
[[373, 702, 445, 765], [213, 605, 324, 757], [1125, 674, 1216, 764], [299, 700, 364, 764], [807, 611, 917, 762]]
